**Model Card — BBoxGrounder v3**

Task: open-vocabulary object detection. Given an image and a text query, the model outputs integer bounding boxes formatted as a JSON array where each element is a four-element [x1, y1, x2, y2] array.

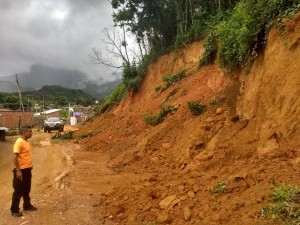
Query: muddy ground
[[1, 123, 299, 225], [0, 126, 108, 225], [0, 126, 152, 225]]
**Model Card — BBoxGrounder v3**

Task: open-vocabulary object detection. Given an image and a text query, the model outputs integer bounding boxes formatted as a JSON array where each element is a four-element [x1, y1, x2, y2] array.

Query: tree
[[54, 96, 68, 107], [111, 0, 241, 51], [75, 96, 95, 106], [112, 0, 177, 51], [3, 95, 20, 110], [89, 25, 141, 91], [89, 27, 133, 69]]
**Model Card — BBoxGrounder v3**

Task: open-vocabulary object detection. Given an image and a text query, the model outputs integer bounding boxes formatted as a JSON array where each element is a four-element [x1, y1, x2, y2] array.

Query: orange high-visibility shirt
[[13, 138, 33, 169]]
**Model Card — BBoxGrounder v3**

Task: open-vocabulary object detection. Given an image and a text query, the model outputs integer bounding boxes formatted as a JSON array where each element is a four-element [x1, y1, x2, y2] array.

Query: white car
[[44, 117, 64, 133]]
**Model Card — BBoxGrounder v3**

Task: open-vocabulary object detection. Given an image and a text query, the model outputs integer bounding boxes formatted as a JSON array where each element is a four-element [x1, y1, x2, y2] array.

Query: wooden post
[[16, 74, 24, 112]]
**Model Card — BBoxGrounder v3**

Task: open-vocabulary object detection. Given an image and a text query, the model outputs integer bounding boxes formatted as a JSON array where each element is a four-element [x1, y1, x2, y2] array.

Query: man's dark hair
[[20, 125, 32, 134]]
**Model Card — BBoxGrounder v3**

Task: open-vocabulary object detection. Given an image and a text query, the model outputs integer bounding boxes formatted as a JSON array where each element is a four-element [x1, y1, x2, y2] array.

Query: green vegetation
[[104, 83, 127, 105], [163, 70, 186, 91], [79, 132, 95, 139], [0, 93, 20, 110], [155, 86, 162, 93], [59, 109, 69, 120], [216, 0, 300, 72], [210, 99, 218, 105], [166, 88, 179, 101], [187, 101, 206, 116], [51, 131, 74, 140], [143, 113, 164, 126], [27, 85, 95, 106], [199, 34, 217, 68], [141, 222, 156, 225], [96, 83, 127, 114], [158, 70, 186, 93], [123, 62, 139, 92], [98, 0, 300, 112], [143, 102, 180, 126], [212, 181, 228, 194], [0, 85, 95, 110], [261, 183, 300, 225]]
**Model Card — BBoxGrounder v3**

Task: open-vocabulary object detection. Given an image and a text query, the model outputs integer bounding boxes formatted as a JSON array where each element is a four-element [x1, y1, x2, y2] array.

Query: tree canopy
[[0, 85, 95, 110], [110, 0, 299, 71], [111, 0, 240, 52], [94, 0, 300, 110]]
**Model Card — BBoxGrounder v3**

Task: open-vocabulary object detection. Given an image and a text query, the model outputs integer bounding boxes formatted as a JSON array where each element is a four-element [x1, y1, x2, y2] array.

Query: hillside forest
[[92, 0, 300, 111], [0, 85, 95, 110]]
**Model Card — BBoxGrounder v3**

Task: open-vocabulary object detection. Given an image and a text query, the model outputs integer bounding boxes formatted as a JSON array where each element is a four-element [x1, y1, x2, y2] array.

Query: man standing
[[10, 125, 37, 217]]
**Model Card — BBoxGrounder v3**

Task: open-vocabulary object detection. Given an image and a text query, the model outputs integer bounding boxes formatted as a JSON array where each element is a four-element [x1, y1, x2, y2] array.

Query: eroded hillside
[[73, 12, 300, 225]]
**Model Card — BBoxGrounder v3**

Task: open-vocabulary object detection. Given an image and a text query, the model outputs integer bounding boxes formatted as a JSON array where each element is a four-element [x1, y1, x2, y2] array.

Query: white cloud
[[0, 0, 116, 82]]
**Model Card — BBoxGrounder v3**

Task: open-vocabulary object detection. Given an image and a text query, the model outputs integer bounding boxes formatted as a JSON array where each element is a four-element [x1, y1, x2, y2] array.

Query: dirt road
[[0, 130, 72, 225], [0, 128, 151, 225]]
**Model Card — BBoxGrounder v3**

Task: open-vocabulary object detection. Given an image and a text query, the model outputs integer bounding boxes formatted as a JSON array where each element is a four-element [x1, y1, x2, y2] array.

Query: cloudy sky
[[0, 0, 120, 84]]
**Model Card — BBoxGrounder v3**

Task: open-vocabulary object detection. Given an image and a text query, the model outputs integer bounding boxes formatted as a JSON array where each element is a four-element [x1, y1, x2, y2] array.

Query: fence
[[0, 111, 34, 129]]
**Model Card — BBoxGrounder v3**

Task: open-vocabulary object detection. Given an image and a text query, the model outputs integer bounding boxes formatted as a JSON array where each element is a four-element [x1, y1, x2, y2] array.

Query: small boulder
[[157, 212, 171, 224], [183, 207, 192, 221], [178, 185, 185, 193], [216, 107, 223, 115], [187, 191, 195, 198], [159, 195, 177, 209], [192, 184, 200, 193]]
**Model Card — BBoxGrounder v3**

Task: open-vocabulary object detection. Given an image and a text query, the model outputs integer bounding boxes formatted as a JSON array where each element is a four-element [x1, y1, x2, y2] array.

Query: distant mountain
[[0, 85, 97, 109], [0, 64, 122, 98], [27, 85, 96, 107], [82, 79, 122, 100], [23, 85, 94, 99]]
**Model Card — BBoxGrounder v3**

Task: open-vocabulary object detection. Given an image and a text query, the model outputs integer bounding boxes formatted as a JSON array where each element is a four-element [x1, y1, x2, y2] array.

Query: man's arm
[[13, 153, 22, 180]]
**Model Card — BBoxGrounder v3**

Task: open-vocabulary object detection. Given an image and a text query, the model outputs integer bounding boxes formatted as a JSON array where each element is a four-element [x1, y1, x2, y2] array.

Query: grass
[[187, 101, 206, 116], [211, 181, 227, 194], [261, 183, 300, 225], [140, 222, 156, 225], [158, 69, 186, 93], [79, 132, 95, 139], [51, 131, 74, 140], [143, 102, 180, 126]]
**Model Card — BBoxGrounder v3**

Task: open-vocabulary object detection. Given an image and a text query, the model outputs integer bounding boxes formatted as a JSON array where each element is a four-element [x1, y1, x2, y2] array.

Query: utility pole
[[16, 74, 24, 112], [43, 96, 45, 120]]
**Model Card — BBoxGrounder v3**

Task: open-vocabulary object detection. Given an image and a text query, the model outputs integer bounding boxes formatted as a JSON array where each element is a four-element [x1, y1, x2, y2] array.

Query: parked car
[[44, 117, 64, 133]]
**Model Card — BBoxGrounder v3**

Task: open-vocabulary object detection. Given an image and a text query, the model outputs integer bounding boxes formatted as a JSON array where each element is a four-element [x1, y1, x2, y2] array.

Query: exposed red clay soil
[[1, 13, 299, 225], [70, 12, 300, 225]]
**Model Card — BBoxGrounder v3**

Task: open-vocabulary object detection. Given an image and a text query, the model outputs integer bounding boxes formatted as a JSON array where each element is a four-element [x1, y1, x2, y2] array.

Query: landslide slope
[[74, 13, 300, 225]]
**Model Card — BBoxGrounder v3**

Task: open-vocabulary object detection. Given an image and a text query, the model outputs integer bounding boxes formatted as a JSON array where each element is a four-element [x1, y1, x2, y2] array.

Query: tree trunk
[[122, 26, 130, 65], [175, 1, 183, 36], [141, 35, 148, 56], [136, 36, 144, 60], [189, 0, 193, 24]]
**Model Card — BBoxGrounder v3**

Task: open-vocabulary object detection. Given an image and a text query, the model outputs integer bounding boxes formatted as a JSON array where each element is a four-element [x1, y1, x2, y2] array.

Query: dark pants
[[10, 168, 32, 213]]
